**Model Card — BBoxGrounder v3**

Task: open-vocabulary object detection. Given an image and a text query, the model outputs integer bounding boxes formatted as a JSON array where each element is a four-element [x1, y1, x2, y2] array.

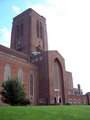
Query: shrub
[[66, 102, 73, 105], [0, 78, 31, 106]]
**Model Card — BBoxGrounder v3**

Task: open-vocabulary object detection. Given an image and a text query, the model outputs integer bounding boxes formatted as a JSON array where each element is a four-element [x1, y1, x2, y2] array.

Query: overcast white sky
[[0, 0, 90, 93]]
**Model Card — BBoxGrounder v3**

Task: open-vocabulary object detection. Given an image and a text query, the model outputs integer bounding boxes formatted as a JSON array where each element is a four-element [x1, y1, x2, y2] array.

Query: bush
[[0, 78, 31, 106], [20, 98, 31, 106], [66, 102, 73, 105]]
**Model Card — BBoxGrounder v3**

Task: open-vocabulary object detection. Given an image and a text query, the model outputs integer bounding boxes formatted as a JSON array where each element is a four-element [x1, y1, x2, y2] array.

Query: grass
[[0, 105, 90, 120]]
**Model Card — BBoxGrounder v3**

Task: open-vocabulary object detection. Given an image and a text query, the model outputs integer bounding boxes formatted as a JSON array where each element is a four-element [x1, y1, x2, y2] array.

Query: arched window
[[18, 69, 23, 83], [29, 72, 34, 96], [4, 64, 11, 81], [36, 20, 39, 38], [54, 60, 60, 90]]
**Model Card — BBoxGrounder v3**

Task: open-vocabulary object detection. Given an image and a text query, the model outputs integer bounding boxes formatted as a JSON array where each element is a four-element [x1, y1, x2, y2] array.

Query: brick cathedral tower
[[11, 8, 48, 55], [0, 8, 89, 106]]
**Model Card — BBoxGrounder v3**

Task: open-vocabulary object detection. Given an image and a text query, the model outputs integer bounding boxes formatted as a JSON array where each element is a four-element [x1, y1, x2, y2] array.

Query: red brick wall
[[30, 52, 50, 105], [48, 51, 66, 105], [67, 95, 88, 105], [0, 51, 38, 105], [65, 71, 73, 90]]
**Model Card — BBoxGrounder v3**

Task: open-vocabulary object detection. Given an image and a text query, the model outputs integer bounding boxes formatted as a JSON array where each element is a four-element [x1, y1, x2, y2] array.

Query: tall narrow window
[[54, 60, 60, 90], [17, 22, 20, 38], [17, 20, 24, 38], [20, 20, 24, 37], [40, 22, 42, 39], [36, 20, 39, 38], [18, 69, 23, 83], [42, 26, 44, 40], [4, 64, 11, 81], [30, 73, 34, 96]]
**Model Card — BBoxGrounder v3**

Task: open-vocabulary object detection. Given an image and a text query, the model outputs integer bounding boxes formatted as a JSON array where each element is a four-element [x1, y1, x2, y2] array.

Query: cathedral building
[[0, 8, 90, 105]]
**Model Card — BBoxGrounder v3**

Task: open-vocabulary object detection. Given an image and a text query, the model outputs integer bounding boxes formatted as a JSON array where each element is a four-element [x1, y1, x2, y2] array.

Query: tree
[[0, 78, 30, 105]]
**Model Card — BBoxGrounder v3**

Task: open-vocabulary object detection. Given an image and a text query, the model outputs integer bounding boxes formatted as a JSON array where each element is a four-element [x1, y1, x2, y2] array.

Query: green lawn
[[0, 105, 90, 120]]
